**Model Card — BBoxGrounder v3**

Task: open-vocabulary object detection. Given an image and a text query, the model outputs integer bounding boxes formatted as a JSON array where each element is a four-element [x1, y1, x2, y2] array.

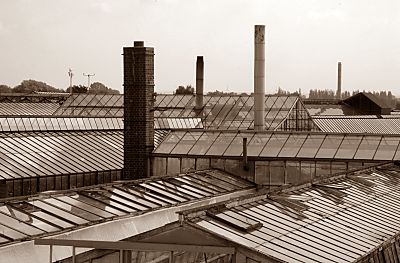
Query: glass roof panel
[[334, 135, 363, 159], [265, 96, 278, 108], [224, 133, 254, 157], [374, 137, 399, 160], [58, 118, 67, 130], [188, 132, 218, 155], [0, 210, 44, 236], [69, 194, 125, 216], [315, 135, 344, 159], [260, 134, 290, 157], [0, 205, 60, 232], [43, 198, 101, 221], [170, 131, 201, 155], [0, 118, 8, 131], [247, 133, 272, 156], [22, 118, 33, 131], [278, 134, 307, 158], [282, 97, 297, 110], [7, 118, 17, 131], [272, 96, 286, 109], [296, 134, 325, 158], [354, 136, 381, 160], [153, 131, 186, 154], [206, 132, 236, 156]]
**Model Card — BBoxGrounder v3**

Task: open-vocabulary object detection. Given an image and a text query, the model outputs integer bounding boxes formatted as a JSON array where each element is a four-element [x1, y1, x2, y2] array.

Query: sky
[[0, 0, 399, 96]]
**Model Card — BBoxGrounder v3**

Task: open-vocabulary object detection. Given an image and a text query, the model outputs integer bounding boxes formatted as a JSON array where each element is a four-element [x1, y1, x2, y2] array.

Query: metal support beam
[[49, 245, 52, 263], [34, 239, 235, 254], [72, 246, 76, 263]]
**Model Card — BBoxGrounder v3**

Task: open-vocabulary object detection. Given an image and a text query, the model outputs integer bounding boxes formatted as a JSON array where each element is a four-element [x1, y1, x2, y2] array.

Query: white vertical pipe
[[254, 25, 265, 130]]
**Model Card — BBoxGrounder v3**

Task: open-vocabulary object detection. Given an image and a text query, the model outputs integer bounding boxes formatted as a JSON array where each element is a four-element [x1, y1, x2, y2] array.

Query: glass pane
[[315, 135, 344, 159], [206, 133, 236, 156], [278, 134, 307, 158], [334, 135, 362, 159], [0, 205, 59, 232], [29, 200, 88, 225], [154, 131, 186, 154], [375, 137, 399, 160], [354, 136, 381, 160], [297, 134, 325, 158], [43, 198, 101, 221], [260, 134, 290, 157], [170, 131, 201, 155], [247, 133, 271, 156], [188, 132, 218, 155], [224, 133, 254, 157]]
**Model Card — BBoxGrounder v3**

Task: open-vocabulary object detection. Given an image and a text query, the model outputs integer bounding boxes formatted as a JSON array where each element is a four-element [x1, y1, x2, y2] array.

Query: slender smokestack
[[195, 56, 204, 110], [254, 25, 265, 130], [337, 62, 342, 99]]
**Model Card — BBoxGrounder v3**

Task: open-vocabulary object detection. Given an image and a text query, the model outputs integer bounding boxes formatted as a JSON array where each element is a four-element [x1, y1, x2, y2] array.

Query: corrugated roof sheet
[[190, 163, 400, 262], [0, 170, 254, 247], [314, 117, 400, 134]]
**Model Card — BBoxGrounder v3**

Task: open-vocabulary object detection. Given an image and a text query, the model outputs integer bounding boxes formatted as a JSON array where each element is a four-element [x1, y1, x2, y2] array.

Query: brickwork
[[123, 42, 154, 179]]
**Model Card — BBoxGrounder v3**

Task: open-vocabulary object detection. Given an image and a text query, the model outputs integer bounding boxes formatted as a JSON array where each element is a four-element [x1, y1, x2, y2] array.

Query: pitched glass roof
[[0, 130, 170, 180], [0, 117, 123, 132], [0, 170, 253, 246], [190, 163, 400, 263], [0, 131, 123, 179], [154, 130, 400, 161], [53, 94, 123, 116], [154, 94, 318, 131], [0, 103, 60, 116], [51, 94, 318, 131]]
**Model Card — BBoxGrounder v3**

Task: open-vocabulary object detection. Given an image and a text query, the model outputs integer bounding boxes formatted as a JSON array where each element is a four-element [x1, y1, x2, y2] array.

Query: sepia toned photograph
[[0, 0, 399, 262]]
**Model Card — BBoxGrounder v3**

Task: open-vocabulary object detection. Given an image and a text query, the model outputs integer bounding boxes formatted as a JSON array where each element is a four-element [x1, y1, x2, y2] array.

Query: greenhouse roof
[[183, 162, 400, 262], [0, 169, 254, 262], [51, 94, 318, 131], [154, 130, 400, 161]]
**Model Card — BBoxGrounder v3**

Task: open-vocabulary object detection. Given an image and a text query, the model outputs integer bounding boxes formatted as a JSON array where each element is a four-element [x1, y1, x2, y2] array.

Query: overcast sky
[[0, 0, 399, 95]]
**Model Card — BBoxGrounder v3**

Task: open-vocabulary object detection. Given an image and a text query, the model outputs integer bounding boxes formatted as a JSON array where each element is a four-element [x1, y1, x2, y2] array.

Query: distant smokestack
[[195, 56, 204, 110], [254, 25, 265, 130], [337, 62, 342, 99]]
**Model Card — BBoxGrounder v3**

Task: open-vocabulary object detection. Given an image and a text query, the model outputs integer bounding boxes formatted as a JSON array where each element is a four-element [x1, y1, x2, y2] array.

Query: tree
[[175, 85, 194, 95], [88, 82, 120, 94], [0, 85, 12, 93], [66, 85, 88, 93], [13, 79, 63, 93]]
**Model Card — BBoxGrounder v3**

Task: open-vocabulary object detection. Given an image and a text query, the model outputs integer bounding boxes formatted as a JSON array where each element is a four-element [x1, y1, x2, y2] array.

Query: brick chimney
[[123, 41, 154, 179]]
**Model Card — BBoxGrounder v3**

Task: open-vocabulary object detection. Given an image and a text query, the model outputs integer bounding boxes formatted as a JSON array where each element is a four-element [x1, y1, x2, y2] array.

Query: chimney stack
[[195, 56, 204, 110], [123, 41, 155, 179], [337, 62, 342, 99], [254, 25, 265, 130]]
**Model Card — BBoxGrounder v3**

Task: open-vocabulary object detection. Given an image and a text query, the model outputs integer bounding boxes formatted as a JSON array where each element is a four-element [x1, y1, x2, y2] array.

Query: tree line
[[0, 79, 120, 94]]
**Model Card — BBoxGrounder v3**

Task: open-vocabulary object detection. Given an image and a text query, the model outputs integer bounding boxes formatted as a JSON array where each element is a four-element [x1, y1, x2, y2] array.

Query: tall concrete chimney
[[337, 62, 342, 99], [254, 25, 265, 130], [195, 56, 204, 110], [123, 41, 154, 179]]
